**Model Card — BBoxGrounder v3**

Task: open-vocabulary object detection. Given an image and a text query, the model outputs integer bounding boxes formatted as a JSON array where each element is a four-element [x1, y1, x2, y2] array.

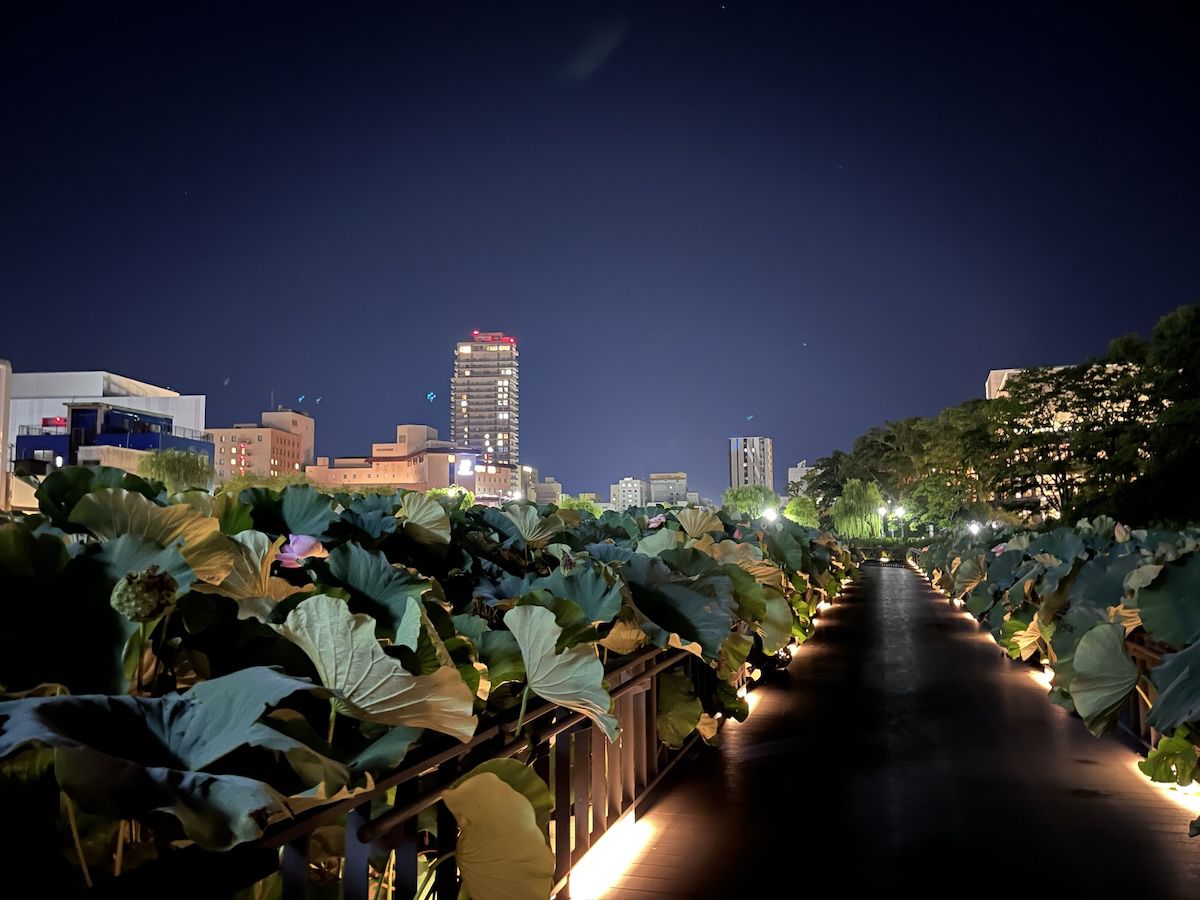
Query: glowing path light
[[567, 813, 656, 899], [1126, 758, 1200, 819]]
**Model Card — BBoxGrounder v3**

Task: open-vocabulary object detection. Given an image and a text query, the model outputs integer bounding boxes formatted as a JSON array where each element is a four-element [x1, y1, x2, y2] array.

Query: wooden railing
[[85, 647, 715, 900]]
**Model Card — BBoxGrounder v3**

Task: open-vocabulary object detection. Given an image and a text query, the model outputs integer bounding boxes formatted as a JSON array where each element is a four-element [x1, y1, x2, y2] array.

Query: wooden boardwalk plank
[[575, 565, 1200, 899]]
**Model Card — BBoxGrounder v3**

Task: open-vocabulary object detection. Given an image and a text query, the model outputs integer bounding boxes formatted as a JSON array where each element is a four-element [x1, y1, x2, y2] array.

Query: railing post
[[572, 724, 591, 863], [553, 726, 573, 893], [435, 759, 460, 899], [343, 803, 372, 900], [281, 835, 310, 899]]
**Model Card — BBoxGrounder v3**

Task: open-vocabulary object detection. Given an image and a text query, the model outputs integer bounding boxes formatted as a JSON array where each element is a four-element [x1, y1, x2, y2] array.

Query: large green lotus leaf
[[504, 505, 565, 547], [477, 630, 526, 689], [327, 543, 425, 649], [656, 669, 702, 749], [0, 522, 69, 578], [1070, 623, 1138, 736], [1067, 553, 1142, 613], [717, 632, 753, 680], [97, 532, 195, 594], [623, 555, 736, 661], [193, 531, 306, 621], [515, 592, 597, 650], [1048, 605, 1107, 694], [397, 492, 451, 546], [528, 564, 623, 625], [69, 488, 234, 585], [952, 555, 988, 598], [35, 466, 161, 532], [674, 508, 724, 540], [505, 605, 618, 741], [441, 771, 554, 900], [0, 667, 322, 849], [452, 614, 491, 646], [274, 594, 477, 742], [451, 759, 553, 838], [758, 588, 794, 654], [1138, 731, 1199, 786], [280, 485, 340, 537], [1026, 528, 1088, 565], [1147, 641, 1200, 733], [349, 725, 423, 775], [1138, 553, 1200, 648], [721, 563, 768, 623], [636, 528, 683, 557]]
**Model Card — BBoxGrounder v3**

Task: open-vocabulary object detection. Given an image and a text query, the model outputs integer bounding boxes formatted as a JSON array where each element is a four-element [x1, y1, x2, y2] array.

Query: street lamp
[[894, 506, 906, 541], [762, 506, 779, 522], [877, 506, 888, 539], [968, 521, 981, 536]]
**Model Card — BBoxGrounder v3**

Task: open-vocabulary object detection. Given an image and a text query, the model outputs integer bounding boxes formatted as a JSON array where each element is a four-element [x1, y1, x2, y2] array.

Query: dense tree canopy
[[782, 495, 819, 527], [812, 305, 1199, 530], [721, 485, 779, 517]]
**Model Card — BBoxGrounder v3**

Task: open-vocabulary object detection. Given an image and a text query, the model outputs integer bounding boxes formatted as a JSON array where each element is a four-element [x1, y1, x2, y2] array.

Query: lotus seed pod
[[110, 565, 178, 622]]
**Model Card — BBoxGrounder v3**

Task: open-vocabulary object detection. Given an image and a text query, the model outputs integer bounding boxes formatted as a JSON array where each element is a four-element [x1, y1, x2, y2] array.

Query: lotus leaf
[[274, 594, 477, 742], [674, 509, 723, 540], [1147, 640, 1200, 733], [505, 605, 618, 741], [397, 492, 451, 546], [1138, 553, 1200, 648], [656, 669, 702, 748], [327, 543, 425, 648], [504, 506, 564, 547], [441, 771, 554, 900], [1070, 623, 1138, 736]]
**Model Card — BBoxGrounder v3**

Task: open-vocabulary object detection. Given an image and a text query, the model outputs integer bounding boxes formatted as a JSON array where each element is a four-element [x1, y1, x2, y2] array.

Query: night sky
[[4, 2, 1198, 499]]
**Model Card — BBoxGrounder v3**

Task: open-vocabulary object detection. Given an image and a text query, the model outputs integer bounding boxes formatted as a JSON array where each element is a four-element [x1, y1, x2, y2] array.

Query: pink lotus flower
[[991, 542, 1008, 556], [278, 534, 329, 568], [647, 514, 667, 529], [733, 528, 743, 540]]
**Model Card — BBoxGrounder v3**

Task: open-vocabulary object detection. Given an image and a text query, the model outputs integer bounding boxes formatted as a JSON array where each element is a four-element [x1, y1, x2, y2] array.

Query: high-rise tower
[[451, 331, 519, 465]]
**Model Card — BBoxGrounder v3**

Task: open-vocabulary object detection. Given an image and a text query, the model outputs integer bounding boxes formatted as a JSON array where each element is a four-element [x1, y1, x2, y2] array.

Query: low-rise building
[[534, 477, 563, 505], [610, 477, 650, 509], [205, 409, 315, 484], [786, 460, 812, 494], [649, 472, 689, 504]]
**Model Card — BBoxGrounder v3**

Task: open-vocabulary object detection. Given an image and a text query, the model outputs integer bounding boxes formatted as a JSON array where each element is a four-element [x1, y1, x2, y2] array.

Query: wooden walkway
[[593, 563, 1200, 899]]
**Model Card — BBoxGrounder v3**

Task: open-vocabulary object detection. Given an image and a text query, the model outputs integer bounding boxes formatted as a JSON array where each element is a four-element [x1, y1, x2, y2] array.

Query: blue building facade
[[15, 402, 214, 473]]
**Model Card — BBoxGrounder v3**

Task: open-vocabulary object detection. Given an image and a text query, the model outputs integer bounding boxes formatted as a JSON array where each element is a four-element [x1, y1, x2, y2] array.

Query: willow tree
[[830, 479, 884, 538], [137, 449, 212, 493], [783, 495, 819, 527], [721, 485, 779, 518]]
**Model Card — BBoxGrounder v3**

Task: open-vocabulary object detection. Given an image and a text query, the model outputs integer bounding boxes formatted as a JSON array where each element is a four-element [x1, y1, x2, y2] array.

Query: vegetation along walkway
[[597, 563, 1200, 899]]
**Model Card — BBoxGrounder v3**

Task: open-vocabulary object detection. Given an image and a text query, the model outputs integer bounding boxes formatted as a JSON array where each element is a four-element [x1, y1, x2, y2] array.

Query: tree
[[557, 494, 601, 517], [782, 495, 819, 527], [428, 486, 475, 509], [721, 485, 779, 518], [829, 479, 884, 538], [138, 449, 212, 493], [216, 471, 310, 496]]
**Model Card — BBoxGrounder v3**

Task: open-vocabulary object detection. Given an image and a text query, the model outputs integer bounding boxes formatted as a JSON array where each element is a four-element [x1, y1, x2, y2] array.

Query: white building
[[786, 460, 812, 493], [610, 477, 650, 509], [8, 371, 206, 439], [649, 472, 689, 504], [729, 436, 774, 491]]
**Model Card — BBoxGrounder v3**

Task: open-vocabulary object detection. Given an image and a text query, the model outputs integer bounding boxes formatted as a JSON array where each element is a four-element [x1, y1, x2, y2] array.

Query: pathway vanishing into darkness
[[604, 563, 1200, 899]]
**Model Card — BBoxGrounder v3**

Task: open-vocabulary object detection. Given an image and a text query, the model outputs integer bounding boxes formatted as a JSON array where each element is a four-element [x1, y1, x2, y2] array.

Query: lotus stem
[[372, 851, 394, 900], [114, 819, 126, 877], [1136, 682, 1154, 709], [515, 685, 531, 736], [64, 794, 93, 888], [416, 852, 456, 900], [327, 701, 338, 744]]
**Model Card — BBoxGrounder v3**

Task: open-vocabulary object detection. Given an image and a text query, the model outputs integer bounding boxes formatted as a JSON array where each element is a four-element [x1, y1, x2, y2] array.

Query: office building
[[451, 331, 519, 466], [729, 436, 774, 491], [649, 472, 689, 504], [610, 477, 650, 509], [14, 402, 213, 477], [787, 460, 812, 493], [205, 408, 315, 484], [534, 477, 563, 505]]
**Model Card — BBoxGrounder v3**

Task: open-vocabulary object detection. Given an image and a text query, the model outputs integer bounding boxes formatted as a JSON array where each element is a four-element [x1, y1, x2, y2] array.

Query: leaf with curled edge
[[273, 594, 477, 742]]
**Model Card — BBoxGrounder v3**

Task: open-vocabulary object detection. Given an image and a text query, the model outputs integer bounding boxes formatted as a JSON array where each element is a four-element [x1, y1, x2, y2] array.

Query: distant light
[[894, 506, 906, 518], [54, 455, 63, 467], [512, 490, 524, 501], [762, 507, 779, 522], [968, 522, 981, 535], [877, 506, 888, 517], [472, 329, 479, 335], [456, 458, 474, 476]]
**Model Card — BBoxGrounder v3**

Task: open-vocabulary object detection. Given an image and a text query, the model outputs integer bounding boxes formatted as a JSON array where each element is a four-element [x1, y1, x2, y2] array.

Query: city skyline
[[3, 4, 1196, 500]]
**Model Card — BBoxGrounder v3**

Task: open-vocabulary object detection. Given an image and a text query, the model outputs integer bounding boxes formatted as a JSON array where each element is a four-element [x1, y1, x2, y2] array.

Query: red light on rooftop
[[472, 330, 479, 335]]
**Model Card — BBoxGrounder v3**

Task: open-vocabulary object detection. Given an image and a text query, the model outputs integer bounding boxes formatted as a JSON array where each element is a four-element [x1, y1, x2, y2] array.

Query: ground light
[[1125, 758, 1200, 820], [762, 506, 778, 522], [566, 813, 656, 899]]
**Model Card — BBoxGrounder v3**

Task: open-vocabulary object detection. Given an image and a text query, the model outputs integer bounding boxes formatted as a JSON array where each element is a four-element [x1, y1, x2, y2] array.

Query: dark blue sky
[[3, 2, 1197, 499]]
